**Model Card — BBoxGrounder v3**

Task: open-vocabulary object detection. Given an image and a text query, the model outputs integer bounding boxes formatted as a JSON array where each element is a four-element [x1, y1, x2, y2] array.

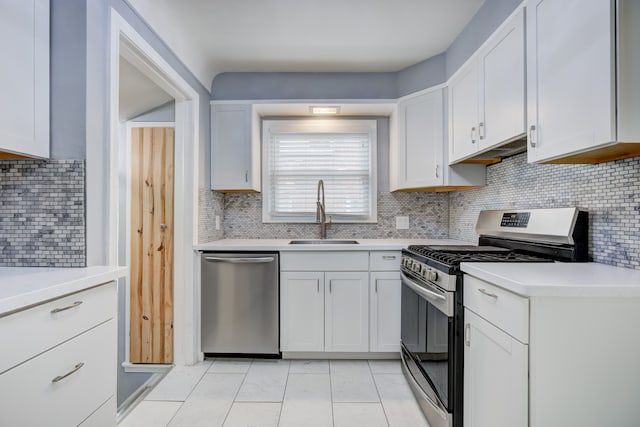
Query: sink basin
[[289, 239, 359, 245]]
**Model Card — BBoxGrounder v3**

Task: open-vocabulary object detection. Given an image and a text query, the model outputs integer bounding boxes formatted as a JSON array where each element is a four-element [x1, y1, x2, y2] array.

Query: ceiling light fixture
[[310, 106, 341, 115]]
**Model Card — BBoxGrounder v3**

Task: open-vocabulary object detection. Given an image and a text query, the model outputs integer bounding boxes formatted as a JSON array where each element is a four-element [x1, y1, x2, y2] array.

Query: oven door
[[400, 270, 456, 426]]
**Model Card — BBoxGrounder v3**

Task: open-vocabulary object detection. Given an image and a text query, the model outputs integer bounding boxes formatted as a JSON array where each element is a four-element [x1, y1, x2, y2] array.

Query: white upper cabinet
[[526, 0, 640, 164], [478, 8, 526, 151], [449, 7, 526, 164], [392, 88, 444, 189], [210, 103, 261, 191], [390, 87, 485, 192], [0, 0, 49, 158], [449, 66, 479, 162]]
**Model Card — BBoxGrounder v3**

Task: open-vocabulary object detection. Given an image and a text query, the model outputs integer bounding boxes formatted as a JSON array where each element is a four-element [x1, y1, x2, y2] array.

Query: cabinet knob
[[471, 127, 477, 144], [435, 164, 440, 178], [478, 122, 485, 140], [245, 170, 248, 182]]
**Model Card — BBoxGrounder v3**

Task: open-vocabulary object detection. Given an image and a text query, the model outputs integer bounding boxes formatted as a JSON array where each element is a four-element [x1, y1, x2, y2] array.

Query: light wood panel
[[130, 127, 174, 364]]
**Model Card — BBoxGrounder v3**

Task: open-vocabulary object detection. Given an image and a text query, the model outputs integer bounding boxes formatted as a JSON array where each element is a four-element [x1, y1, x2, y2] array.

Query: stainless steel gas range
[[400, 208, 589, 427]]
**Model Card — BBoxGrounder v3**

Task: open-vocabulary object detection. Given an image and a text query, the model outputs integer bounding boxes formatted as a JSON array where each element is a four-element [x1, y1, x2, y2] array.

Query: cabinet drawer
[[464, 275, 529, 343], [281, 251, 369, 271], [369, 251, 401, 271], [0, 319, 116, 427], [0, 281, 116, 373]]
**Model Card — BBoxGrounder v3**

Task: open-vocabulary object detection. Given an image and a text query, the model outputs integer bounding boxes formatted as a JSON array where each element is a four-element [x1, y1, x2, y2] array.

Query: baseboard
[[122, 362, 174, 373]]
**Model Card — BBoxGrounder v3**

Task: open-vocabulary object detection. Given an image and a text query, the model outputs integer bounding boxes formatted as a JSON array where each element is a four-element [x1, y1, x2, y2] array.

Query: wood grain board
[[130, 127, 174, 364]]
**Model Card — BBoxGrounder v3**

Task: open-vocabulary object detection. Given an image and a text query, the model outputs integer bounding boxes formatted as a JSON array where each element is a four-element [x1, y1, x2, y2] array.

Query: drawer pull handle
[[382, 256, 396, 260], [50, 301, 83, 314], [52, 362, 84, 383], [478, 288, 498, 299]]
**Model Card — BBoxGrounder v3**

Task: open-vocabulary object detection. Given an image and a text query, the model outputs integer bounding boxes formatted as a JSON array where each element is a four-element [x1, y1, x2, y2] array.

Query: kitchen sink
[[289, 239, 359, 245]]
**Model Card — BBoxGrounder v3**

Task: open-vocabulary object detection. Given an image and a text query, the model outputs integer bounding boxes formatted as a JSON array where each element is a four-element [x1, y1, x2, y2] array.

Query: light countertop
[[0, 266, 128, 316], [461, 262, 640, 297], [194, 238, 471, 252]]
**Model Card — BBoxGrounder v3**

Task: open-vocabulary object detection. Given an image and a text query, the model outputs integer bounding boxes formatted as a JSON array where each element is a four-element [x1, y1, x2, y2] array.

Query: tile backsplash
[[222, 192, 449, 240], [198, 188, 224, 242], [449, 153, 640, 269], [0, 160, 85, 267]]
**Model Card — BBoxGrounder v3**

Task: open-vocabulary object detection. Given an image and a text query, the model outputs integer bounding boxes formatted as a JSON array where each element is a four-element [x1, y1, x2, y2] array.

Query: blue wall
[[211, 0, 523, 100], [212, 72, 397, 100]]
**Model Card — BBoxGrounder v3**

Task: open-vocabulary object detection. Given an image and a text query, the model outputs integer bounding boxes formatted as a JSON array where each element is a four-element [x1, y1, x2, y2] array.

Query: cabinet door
[[370, 272, 401, 352], [211, 103, 257, 190], [280, 272, 324, 352], [325, 272, 369, 352], [464, 309, 528, 427], [0, 0, 49, 158], [449, 65, 479, 163], [526, 0, 614, 163], [397, 89, 444, 189], [478, 7, 526, 151]]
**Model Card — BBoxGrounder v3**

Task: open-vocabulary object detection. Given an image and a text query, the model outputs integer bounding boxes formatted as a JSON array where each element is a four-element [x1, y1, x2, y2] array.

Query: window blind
[[268, 131, 373, 220]]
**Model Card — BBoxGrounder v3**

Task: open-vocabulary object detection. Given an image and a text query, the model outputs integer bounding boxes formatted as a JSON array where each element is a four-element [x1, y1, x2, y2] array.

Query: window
[[262, 119, 377, 223]]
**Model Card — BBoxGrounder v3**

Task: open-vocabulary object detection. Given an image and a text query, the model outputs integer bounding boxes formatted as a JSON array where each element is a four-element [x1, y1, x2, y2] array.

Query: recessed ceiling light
[[310, 106, 341, 115]]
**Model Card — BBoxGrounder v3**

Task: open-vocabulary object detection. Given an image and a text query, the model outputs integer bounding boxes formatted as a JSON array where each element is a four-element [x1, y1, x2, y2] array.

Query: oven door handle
[[400, 271, 446, 302]]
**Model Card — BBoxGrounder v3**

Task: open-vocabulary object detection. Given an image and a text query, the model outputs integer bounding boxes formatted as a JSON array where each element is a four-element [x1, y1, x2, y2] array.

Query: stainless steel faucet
[[316, 179, 332, 239]]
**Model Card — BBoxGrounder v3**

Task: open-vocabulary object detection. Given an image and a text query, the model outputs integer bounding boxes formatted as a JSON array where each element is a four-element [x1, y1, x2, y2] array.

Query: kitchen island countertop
[[0, 266, 127, 316], [461, 262, 640, 297]]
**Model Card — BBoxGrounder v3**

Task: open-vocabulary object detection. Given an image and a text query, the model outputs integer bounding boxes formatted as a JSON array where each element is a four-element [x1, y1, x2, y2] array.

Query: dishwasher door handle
[[204, 256, 275, 263]]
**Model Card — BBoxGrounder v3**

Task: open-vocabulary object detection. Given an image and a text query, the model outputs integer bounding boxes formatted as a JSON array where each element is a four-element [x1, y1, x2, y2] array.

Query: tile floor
[[119, 359, 431, 427]]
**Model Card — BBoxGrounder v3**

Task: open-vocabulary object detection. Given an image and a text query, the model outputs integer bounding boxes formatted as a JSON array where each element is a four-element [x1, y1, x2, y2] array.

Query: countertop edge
[[193, 239, 471, 252], [0, 266, 128, 317]]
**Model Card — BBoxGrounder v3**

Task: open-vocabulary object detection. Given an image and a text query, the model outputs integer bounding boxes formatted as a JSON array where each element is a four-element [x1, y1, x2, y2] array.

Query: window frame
[[261, 118, 378, 223]]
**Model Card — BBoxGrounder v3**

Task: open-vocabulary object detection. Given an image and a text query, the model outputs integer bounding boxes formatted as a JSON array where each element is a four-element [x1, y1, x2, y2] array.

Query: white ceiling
[[127, 0, 485, 89], [119, 57, 173, 121]]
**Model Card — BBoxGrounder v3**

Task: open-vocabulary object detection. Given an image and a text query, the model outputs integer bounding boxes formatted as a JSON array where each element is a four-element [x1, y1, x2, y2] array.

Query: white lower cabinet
[[280, 272, 325, 352], [324, 272, 369, 352], [280, 270, 369, 352], [464, 309, 528, 427], [0, 282, 117, 427], [280, 251, 401, 354], [369, 271, 401, 352], [464, 273, 640, 426]]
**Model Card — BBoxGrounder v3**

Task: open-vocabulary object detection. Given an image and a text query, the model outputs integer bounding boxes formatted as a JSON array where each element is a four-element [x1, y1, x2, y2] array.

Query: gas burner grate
[[407, 245, 551, 267]]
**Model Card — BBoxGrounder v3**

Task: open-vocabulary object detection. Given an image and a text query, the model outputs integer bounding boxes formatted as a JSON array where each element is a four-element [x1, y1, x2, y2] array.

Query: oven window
[[401, 281, 453, 409]]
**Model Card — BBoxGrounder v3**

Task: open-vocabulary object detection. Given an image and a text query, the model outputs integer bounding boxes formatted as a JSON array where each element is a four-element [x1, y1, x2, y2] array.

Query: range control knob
[[427, 270, 438, 282], [412, 262, 422, 273]]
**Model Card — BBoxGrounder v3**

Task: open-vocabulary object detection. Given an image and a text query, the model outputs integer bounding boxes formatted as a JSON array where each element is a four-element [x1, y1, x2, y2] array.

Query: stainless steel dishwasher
[[201, 252, 279, 357]]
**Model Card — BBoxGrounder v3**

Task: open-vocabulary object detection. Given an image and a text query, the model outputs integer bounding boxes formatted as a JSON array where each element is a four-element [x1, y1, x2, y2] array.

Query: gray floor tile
[[278, 401, 333, 427], [330, 360, 380, 403], [333, 402, 389, 427], [222, 402, 281, 427], [289, 360, 330, 374], [284, 373, 332, 401], [168, 374, 245, 427], [235, 360, 290, 402], [374, 374, 430, 427], [145, 361, 212, 401], [119, 401, 182, 427]]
